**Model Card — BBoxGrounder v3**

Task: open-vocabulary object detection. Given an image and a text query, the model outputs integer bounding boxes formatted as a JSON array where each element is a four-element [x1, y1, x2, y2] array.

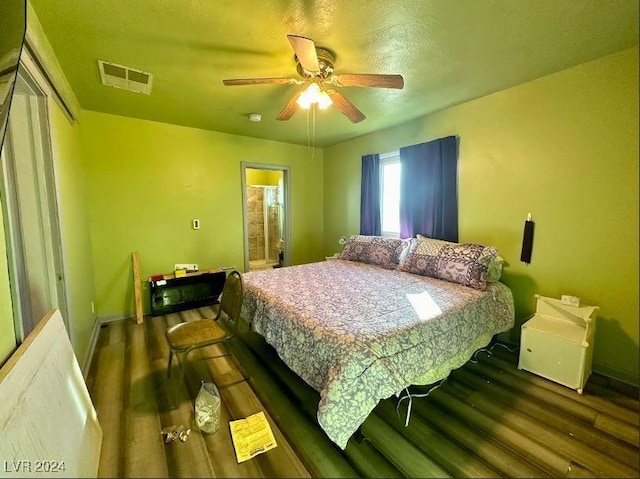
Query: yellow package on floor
[[229, 411, 277, 463]]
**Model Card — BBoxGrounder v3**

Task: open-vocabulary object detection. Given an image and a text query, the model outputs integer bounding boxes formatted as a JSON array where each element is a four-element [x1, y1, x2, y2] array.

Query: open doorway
[[241, 162, 291, 272]]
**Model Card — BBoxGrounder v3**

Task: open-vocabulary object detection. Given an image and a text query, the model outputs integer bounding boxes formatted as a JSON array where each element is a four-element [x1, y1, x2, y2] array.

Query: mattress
[[241, 259, 515, 449]]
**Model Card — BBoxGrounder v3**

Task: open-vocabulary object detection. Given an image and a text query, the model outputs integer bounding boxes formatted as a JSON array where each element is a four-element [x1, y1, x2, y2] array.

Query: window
[[380, 152, 401, 237]]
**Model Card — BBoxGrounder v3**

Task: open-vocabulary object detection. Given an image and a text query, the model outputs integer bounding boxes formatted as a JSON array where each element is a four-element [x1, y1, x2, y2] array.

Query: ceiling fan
[[222, 34, 404, 123]]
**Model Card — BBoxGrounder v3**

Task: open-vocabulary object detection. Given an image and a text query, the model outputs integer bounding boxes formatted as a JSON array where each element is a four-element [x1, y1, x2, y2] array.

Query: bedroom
[[0, 0, 637, 476]]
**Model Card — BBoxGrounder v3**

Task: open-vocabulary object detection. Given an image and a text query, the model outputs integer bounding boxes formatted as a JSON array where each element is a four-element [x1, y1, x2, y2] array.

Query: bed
[[241, 251, 514, 449]]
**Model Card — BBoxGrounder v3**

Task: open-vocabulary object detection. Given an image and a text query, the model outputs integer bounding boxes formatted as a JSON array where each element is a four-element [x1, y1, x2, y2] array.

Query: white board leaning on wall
[[0, 309, 102, 478]]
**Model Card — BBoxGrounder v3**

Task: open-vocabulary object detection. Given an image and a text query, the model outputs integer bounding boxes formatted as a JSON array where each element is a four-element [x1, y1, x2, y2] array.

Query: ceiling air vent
[[98, 60, 153, 95]]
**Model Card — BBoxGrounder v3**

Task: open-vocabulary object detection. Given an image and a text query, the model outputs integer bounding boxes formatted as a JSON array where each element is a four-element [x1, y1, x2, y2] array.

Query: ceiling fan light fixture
[[296, 82, 333, 110], [296, 93, 312, 110], [317, 91, 332, 110]]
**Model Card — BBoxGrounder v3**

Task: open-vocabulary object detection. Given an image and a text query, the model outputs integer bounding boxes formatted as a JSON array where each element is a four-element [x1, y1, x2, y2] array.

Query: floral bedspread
[[241, 259, 515, 449]]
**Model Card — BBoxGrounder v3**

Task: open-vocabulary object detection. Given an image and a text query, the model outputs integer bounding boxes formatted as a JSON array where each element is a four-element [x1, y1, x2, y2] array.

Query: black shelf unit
[[149, 270, 226, 316]]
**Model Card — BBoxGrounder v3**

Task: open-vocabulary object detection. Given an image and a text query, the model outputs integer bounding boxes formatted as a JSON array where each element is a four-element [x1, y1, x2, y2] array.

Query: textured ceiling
[[30, 0, 639, 148]]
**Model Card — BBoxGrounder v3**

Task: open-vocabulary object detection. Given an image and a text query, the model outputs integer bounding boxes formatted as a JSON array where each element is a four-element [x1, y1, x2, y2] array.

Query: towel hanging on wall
[[520, 213, 535, 264]]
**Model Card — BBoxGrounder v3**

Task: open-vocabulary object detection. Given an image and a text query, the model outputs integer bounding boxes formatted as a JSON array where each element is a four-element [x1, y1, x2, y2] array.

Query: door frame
[[241, 162, 291, 272], [0, 57, 69, 341]]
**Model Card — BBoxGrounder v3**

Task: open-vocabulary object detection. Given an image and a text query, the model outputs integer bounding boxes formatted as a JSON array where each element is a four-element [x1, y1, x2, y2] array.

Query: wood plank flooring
[[87, 308, 640, 478]]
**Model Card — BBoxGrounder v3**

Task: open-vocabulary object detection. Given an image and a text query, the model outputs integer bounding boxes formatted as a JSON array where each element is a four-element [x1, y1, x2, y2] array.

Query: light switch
[[193, 219, 200, 229]]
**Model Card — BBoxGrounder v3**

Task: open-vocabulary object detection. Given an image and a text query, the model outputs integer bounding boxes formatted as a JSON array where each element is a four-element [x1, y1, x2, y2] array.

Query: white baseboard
[[81, 318, 101, 379], [80, 314, 132, 379]]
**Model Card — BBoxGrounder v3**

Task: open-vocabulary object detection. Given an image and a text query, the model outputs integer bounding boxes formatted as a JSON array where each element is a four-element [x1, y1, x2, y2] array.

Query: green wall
[[80, 111, 323, 319], [246, 168, 269, 186], [246, 168, 282, 186], [323, 47, 639, 385], [48, 104, 96, 368]]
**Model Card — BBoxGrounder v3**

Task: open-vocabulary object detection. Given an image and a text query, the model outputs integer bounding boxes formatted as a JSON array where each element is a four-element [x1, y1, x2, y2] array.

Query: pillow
[[399, 235, 501, 290], [416, 234, 504, 283], [339, 235, 406, 269], [485, 254, 504, 283]]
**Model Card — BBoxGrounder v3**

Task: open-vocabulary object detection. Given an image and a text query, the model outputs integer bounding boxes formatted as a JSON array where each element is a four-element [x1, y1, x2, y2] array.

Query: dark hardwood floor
[[86, 307, 639, 478]]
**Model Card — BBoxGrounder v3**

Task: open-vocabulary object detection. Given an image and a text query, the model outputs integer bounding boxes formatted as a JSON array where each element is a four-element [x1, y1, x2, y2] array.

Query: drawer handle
[[527, 348, 532, 352]]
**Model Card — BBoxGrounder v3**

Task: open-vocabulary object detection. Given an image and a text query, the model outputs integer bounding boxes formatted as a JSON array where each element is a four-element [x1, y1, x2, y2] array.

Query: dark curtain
[[360, 153, 381, 236], [399, 136, 458, 242]]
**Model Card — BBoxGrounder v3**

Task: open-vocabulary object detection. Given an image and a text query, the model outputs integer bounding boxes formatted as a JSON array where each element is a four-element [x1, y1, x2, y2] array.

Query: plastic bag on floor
[[195, 381, 221, 433]]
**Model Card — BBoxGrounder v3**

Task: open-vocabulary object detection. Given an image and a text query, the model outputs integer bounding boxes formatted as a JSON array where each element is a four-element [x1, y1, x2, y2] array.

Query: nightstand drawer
[[519, 327, 587, 390], [518, 295, 598, 394]]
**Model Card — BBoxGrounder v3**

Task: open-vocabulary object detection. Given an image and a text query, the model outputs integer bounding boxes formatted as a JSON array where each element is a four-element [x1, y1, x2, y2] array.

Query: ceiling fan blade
[[332, 74, 404, 89], [223, 77, 297, 86], [277, 90, 303, 121], [287, 34, 320, 74], [327, 90, 366, 123]]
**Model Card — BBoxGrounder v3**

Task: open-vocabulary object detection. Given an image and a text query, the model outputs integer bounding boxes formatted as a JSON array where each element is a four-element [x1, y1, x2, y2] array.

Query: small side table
[[149, 269, 226, 316], [518, 294, 599, 394]]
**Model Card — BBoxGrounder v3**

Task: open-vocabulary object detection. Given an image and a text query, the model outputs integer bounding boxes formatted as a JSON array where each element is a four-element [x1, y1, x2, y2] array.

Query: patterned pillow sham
[[399, 235, 501, 290], [339, 235, 407, 269], [415, 234, 504, 283]]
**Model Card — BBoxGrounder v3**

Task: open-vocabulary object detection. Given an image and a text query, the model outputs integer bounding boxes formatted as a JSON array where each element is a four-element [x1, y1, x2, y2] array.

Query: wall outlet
[[175, 263, 198, 272]]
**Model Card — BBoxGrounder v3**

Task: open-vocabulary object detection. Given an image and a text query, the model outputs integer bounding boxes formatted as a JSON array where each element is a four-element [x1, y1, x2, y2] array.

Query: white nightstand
[[518, 294, 599, 394]]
